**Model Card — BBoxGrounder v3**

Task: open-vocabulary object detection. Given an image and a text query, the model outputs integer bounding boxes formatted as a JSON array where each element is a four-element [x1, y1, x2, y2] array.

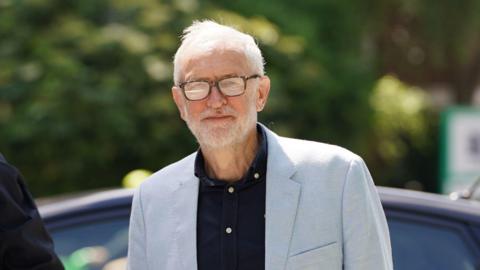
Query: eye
[[184, 81, 209, 100], [219, 77, 244, 94]]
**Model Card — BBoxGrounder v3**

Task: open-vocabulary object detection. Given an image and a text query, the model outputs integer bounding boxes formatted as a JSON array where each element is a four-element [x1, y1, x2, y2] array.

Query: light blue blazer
[[127, 126, 393, 270]]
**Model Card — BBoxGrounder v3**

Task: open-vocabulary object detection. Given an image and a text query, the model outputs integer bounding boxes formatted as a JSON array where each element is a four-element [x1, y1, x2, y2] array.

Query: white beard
[[184, 101, 257, 149]]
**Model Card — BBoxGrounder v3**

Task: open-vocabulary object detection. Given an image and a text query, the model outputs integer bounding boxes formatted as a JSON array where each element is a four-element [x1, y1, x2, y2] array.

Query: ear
[[256, 75, 271, 112], [172, 86, 187, 120]]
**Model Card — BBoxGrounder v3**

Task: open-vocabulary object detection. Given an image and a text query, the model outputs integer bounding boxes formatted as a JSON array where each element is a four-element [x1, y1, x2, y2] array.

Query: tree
[[370, 0, 480, 104], [2, 0, 468, 195]]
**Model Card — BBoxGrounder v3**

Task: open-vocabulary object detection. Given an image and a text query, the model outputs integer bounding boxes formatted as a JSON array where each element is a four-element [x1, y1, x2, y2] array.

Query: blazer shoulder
[[139, 152, 196, 192], [277, 136, 361, 165], [0, 159, 22, 190], [0, 160, 17, 178]]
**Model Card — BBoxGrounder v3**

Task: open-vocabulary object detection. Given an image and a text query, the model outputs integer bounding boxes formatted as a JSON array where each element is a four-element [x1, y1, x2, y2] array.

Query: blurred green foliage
[[368, 76, 438, 191], [368, 0, 480, 103], [1, 0, 464, 195]]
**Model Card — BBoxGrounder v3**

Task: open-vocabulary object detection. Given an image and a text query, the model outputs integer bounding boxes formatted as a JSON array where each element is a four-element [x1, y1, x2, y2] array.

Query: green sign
[[440, 107, 480, 193]]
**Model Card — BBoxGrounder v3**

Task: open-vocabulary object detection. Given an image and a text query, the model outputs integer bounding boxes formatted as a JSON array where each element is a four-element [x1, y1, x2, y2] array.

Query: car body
[[38, 187, 480, 270]]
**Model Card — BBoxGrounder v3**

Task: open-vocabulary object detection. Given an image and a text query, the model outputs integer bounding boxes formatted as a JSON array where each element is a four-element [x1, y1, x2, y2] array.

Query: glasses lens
[[184, 81, 209, 100], [218, 77, 244, 96]]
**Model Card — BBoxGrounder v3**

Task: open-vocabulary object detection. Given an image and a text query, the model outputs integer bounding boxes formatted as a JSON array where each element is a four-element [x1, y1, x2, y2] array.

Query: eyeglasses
[[178, 74, 261, 101]]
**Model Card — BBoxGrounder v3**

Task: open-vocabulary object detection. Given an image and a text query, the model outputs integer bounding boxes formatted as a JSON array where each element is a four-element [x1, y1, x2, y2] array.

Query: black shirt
[[0, 154, 64, 270], [195, 125, 268, 270]]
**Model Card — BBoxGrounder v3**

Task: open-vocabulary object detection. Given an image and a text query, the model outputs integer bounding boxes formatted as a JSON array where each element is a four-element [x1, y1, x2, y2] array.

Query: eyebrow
[[185, 73, 239, 82]]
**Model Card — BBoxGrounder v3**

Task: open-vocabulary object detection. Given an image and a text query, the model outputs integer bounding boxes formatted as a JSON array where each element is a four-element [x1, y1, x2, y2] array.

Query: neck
[[200, 127, 258, 183]]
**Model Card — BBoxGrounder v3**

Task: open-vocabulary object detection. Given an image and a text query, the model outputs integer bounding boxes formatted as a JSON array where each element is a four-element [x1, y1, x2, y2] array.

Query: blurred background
[[1, 0, 479, 197]]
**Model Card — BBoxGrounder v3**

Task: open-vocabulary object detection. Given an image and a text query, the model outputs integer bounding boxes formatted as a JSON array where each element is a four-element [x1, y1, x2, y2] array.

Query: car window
[[389, 217, 479, 270], [50, 218, 129, 270]]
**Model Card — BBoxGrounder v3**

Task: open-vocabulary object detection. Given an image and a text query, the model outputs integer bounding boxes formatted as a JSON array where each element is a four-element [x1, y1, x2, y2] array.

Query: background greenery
[[1, 0, 479, 196]]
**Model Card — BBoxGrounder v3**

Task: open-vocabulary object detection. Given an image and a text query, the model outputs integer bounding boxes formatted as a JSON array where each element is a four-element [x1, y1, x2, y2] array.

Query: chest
[[196, 179, 266, 270]]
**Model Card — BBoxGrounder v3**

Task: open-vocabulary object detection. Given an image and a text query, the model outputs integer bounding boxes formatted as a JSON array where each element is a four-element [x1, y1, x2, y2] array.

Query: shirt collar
[[194, 124, 268, 187]]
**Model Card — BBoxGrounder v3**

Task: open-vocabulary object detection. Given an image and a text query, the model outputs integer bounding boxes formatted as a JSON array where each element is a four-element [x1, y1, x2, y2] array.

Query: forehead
[[182, 48, 251, 81]]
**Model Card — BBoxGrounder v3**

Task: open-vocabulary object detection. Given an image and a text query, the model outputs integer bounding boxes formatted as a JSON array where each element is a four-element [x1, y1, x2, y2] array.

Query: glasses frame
[[178, 74, 261, 101]]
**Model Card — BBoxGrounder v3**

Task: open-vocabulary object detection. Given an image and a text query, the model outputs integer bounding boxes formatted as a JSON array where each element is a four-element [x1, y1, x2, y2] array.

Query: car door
[[386, 209, 480, 270], [45, 204, 131, 270]]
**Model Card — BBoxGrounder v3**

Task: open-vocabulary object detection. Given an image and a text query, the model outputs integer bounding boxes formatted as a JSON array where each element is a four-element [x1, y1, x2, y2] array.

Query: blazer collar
[[172, 154, 200, 270], [173, 125, 299, 270], [263, 125, 300, 270]]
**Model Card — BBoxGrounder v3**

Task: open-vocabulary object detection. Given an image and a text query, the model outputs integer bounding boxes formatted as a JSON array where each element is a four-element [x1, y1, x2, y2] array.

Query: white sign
[[442, 107, 480, 193]]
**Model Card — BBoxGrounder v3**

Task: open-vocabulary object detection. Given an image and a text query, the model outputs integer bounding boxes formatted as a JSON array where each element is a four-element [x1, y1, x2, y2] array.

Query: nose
[[206, 85, 227, 108]]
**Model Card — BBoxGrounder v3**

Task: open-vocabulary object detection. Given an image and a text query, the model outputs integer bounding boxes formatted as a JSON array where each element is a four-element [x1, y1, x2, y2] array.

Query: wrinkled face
[[172, 49, 270, 148]]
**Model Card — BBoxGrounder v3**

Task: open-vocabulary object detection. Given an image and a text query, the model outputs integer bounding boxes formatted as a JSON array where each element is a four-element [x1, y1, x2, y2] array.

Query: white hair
[[173, 20, 265, 85]]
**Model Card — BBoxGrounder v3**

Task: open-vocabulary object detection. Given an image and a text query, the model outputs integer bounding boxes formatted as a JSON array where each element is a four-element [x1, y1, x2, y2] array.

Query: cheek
[[228, 98, 248, 113], [184, 102, 206, 118], [245, 91, 259, 112]]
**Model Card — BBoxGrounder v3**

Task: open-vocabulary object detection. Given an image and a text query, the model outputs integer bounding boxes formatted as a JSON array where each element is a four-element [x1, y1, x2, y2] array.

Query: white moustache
[[200, 107, 237, 119]]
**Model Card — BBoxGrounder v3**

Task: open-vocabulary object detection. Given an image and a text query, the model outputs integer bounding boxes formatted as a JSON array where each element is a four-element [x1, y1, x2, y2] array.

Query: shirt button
[[254, 173, 260, 179], [225, 227, 232, 234], [228, 186, 235, 193]]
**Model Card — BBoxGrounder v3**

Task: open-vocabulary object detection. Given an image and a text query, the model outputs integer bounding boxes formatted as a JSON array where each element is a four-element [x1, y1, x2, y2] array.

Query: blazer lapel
[[174, 173, 199, 270], [264, 129, 301, 270], [168, 126, 300, 270]]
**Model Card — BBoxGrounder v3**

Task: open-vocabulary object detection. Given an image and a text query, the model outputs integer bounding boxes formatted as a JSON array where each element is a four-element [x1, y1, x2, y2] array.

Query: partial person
[[0, 153, 64, 269], [128, 20, 392, 270]]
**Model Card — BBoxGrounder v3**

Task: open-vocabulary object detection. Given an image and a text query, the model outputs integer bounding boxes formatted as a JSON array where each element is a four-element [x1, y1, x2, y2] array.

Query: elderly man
[[128, 20, 392, 270]]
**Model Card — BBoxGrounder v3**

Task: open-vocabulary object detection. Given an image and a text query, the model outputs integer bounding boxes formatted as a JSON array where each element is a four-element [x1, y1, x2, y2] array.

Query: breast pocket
[[286, 242, 341, 270]]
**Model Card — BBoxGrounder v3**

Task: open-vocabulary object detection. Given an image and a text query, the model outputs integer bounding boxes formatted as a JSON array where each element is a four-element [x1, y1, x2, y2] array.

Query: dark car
[[38, 187, 480, 270]]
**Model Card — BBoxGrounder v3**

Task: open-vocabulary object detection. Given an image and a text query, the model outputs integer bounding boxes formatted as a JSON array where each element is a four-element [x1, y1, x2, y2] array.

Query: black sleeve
[[0, 160, 64, 270]]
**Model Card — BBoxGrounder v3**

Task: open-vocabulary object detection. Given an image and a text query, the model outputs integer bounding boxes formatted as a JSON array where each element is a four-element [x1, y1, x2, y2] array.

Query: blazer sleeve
[[0, 161, 64, 270], [341, 156, 393, 270], [127, 186, 148, 270]]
